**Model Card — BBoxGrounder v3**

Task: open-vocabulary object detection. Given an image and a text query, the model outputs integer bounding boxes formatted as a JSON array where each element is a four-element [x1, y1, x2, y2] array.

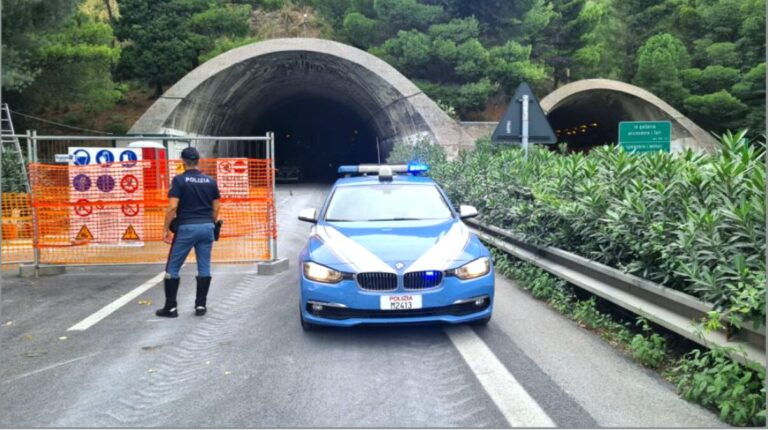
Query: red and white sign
[[217, 159, 249, 198]]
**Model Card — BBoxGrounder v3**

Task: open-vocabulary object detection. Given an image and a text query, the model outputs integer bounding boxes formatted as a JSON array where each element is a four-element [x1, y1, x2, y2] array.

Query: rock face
[[130, 38, 472, 160]]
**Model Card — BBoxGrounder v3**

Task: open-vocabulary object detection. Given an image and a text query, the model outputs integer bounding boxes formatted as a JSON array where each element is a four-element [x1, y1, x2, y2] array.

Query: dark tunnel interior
[[248, 95, 381, 183], [546, 91, 627, 153]]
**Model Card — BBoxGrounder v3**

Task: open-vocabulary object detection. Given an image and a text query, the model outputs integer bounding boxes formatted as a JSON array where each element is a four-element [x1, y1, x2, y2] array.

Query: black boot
[[195, 276, 212, 316], [156, 277, 180, 318]]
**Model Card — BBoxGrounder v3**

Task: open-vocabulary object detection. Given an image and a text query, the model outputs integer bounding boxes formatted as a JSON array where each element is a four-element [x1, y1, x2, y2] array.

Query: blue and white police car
[[297, 164, 494, 329]]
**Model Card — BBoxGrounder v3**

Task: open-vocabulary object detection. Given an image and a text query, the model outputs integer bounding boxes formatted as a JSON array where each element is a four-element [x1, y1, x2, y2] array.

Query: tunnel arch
[[130, 38, 469, 178], [539, 79, 717, 152]]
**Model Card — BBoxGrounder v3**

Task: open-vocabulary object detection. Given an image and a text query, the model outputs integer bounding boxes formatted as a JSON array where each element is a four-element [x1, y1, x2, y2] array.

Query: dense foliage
[[490, 248, 766, 427], [1, 0, 764, 134], [391, 131, 766, 329], [668, 346, 766, 426]]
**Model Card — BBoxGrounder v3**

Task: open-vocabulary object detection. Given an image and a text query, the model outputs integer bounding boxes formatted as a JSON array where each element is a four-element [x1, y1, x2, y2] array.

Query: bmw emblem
[[394, 262, 404, 270]]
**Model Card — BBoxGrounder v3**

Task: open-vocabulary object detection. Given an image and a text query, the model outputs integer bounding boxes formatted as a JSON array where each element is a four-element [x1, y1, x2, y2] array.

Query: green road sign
[[618, 121, 671, 153]]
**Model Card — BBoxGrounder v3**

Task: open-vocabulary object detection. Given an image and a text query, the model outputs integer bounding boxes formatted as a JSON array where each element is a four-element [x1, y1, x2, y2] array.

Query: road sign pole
[[521, 95, 530, 160]]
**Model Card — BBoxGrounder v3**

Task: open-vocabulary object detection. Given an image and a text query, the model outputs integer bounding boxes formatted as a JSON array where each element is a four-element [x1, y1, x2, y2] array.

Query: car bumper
[[300, 271, 494, 327]]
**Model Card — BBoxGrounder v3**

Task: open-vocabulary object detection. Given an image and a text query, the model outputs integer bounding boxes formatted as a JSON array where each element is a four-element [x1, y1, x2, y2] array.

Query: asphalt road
[[0, 184, 722, 427]]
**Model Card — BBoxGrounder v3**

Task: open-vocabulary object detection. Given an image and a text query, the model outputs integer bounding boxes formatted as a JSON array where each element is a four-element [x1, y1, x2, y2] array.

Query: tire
[[300, 309, 318, 331], [471, 315, 491, 326]]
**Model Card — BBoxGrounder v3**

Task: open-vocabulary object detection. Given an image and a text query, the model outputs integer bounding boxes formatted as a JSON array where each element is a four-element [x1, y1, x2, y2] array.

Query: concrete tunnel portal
[[130, 38, 467, 182], [130, 41, 718, 179]]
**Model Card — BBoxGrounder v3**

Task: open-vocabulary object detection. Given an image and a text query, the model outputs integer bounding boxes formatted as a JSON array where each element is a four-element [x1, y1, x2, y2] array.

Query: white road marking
[[67, 272, 165, 331], [2, 352, 101, 384], [445, 325, 556, 427]]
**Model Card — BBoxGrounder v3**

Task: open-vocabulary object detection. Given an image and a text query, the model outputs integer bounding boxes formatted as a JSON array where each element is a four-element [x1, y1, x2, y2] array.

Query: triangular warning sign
[[76, 225, 94, 241], [122, 225, 140, 241], [492, 82, 557, 144]]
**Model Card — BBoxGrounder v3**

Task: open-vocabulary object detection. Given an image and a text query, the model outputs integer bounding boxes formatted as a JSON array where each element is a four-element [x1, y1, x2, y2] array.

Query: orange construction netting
[[25, 158, 276, 265], [1, 192, 35, 265]]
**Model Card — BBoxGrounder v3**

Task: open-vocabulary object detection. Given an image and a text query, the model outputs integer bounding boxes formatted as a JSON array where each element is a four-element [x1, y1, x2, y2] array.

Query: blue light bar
[[337, 165, 359, 174], [407, 162, 430, 174], [337, 164, 429, 176]]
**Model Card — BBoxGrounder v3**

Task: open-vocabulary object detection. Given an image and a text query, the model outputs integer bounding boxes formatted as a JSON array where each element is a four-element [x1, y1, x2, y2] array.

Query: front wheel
[[300, 308, 318, 331]]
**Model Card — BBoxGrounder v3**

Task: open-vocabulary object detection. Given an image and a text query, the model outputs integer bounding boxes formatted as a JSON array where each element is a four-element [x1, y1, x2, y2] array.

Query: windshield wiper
[[325, 219, 354, 222]]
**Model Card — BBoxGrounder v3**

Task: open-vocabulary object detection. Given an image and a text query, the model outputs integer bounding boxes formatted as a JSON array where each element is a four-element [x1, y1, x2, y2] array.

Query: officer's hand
[[163, 230, 174, 244]]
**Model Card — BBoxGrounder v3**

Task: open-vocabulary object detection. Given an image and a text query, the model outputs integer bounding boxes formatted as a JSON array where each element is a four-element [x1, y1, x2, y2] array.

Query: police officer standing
[[156, 147, 221, 318]]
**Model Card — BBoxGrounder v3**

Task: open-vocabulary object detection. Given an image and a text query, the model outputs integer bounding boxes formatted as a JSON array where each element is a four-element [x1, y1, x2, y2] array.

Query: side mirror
[[459, 205, 478, 219], [298, 208, 318, 223]]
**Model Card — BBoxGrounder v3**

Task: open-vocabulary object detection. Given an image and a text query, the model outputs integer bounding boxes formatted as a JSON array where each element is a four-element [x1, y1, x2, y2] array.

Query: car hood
[[308, 219, 483, 273]]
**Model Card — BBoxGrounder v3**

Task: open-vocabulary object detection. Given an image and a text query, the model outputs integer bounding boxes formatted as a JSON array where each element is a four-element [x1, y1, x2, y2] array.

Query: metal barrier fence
[[1, 192, 34, 264], [1, 133, 276, 270]]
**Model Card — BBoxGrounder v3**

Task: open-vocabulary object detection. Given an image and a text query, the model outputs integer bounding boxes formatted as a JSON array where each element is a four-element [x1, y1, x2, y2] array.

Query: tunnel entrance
[[250, 95, 379, 182], [547, 90, 626, 153], [541, 80, 718, 153], [131, 39, 466, 169]]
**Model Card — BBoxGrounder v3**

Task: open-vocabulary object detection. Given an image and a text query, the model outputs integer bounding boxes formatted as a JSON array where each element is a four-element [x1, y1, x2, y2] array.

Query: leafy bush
[[426, 130, 765, 328], [1, 146, 27, 193], [630, 318, 668, 368], [385, 136, 446, 167], [668, 347, 766, 426]]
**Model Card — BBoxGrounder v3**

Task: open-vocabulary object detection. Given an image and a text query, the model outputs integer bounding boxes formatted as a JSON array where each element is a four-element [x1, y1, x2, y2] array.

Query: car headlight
[[453, 257, 491, 280], [303, 261, 343, 283]]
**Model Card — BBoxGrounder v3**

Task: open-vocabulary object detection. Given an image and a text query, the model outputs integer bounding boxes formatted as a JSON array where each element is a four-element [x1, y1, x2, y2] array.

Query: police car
[[297, 164, 494, 329]]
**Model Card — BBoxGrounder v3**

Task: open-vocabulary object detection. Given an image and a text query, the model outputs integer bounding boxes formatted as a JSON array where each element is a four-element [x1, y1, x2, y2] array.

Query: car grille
[[306, 299, 490, 320], [404, 271, 443, 289], [356, 272, 397, 291]]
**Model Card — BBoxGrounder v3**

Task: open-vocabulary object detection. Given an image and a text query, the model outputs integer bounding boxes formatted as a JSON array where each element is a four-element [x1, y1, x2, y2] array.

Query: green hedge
[[391, 131, 766, 328]]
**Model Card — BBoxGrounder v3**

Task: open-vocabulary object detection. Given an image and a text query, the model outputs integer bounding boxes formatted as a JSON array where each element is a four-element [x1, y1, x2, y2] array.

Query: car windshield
[[324, 184, 453, 222]]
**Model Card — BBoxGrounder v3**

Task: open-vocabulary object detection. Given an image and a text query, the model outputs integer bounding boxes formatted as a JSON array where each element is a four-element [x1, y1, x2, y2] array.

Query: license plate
[[380, 294, 422, 310]]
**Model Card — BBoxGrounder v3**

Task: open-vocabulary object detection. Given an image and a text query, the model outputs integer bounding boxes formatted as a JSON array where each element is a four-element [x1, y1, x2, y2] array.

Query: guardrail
[[466, 218, 766, 366]]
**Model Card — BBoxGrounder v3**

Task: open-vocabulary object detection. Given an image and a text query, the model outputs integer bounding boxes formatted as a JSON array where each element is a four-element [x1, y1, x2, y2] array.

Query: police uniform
[[157, 148, 221, 318]]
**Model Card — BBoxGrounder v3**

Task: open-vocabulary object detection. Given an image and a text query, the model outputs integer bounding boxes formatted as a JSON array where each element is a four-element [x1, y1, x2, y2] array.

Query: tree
[[441, 0, 555, 45], [341, 11, 378, 48], [371, 17, 544, 115], [571, 0, 626, 79], [535, 0, 586, 88], [115, 0, 210, 96], [684, 90, 748, 132], [373, 0, 443, 34], [731, 63, 766, 135], [488, 41, 547, 94], [681, 65, 741, 94], [705, 42, 740, 67], [633, 33, 690, 105], [23, 13, 123, 112], [1, 0, 80, 91], [190, 3, 252, 38]]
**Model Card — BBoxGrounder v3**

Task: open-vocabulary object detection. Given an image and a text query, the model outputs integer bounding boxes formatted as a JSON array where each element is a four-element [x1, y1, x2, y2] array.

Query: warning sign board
[[217, 159, 249, 198], [122, 225, 140, 241], [67, 147, 144, 245], [75, 225, 94, 241], [217, 159, 248, 236]]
